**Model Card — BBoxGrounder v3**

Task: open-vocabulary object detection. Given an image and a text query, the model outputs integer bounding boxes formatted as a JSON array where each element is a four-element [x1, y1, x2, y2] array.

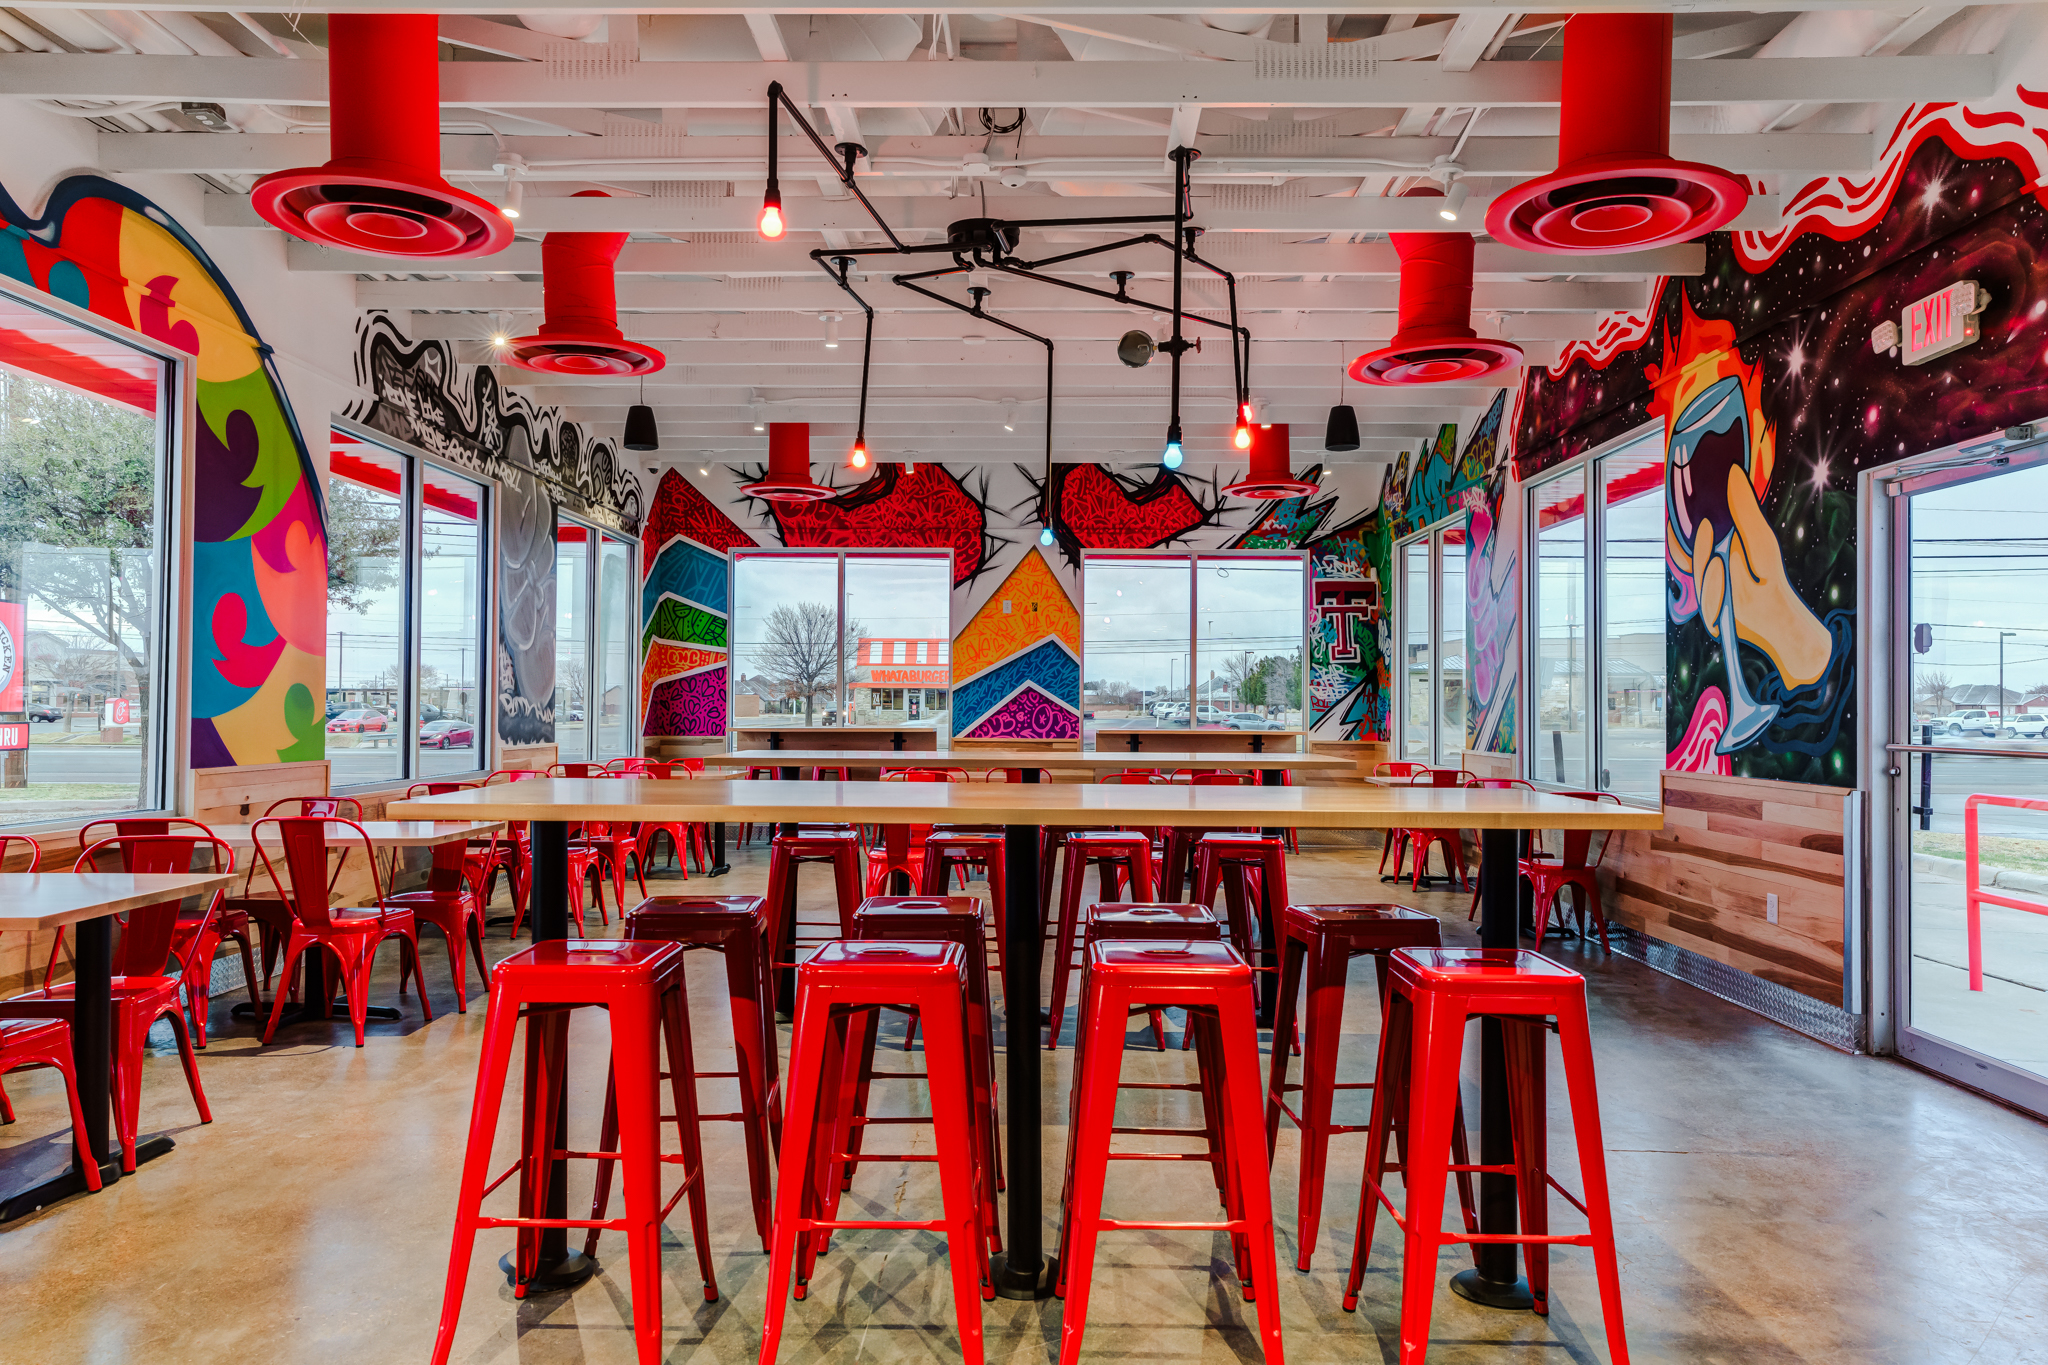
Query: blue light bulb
[[1038, 525, 1056, 547], [1162, 440, 1184, 470]]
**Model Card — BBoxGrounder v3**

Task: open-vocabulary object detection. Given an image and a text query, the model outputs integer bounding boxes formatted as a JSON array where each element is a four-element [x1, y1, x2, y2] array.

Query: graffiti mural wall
[[1514, 85, 2048, 787], [638, 451, 1416, 742], [343, 316, 643, 747], [0, 175, 327, 769]]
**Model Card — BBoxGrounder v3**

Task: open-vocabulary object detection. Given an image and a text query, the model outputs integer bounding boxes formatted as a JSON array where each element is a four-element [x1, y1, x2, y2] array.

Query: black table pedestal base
[[231, 1001, 403, 1026], [989, 1252, 1057, 1301], [1449, 1267, 1535, 1310], [0, 1133, 173, 1223], [500, 1250, 599, 1293]]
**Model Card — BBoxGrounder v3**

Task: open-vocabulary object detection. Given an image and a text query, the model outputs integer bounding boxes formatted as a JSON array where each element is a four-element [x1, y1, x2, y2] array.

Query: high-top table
[[708, 748, 1353, 780], [0, 871, 237, 1220], [390, 778, 1661, 1306]]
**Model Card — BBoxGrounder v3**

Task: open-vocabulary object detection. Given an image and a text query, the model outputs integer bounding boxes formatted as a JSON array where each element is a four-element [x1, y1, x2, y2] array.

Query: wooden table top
[[202, 820, 504, 848], [704, 749, 1354, 772], [389, 778, 1665, 832], [0, 871, 239, 932]]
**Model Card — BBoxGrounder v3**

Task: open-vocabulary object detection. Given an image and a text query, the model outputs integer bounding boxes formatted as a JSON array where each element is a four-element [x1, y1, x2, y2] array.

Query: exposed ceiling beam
[[201, 187, 1778, 234], [744, 13, 790, 62], [1671, 14, 1796, 58], [438, 15, 550, 62], [996, 14, 1457, 63], [0, 2, 1951, 17], [102, 131, 1873, 178], [0, 53, 1994, 109], [1437, 12, 1515, 72]]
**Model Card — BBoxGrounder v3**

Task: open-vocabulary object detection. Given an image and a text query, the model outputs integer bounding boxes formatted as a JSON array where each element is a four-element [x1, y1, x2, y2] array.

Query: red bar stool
[[765, 827, 864, 1012], [430, 940, 717, 1365], [1037, 826, 1090, 925], [1055, 940, 1284, 1365], [845, 896, 1004, 1251], [1084, 902, 1223, 1049], [1190, 833, 1289, 1019], [1345, 948, 1631, 1364], [1046, 831, 1156, 1050], [1266, 903, 1476, 1271], [760, 941, 992, 1365], [586, 894, 782, 1253], [920, 831, 1008, 986]]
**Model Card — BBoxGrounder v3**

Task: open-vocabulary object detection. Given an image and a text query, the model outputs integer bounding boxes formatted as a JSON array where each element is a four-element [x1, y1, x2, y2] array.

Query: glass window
[[555, 518, 590, 760], [418, 467, 486, 777], [1197, 556, 1305, 732], [596, 533, 634, 759], [1531, 469, 1589, 787], [0, 294, 169, 827], [1086, 555, 1193, 740], [1600, 446, 1667, 800], [1402, 539, 1431, 760], [1396, 525, 1467, 766], [847, 554, 951, 726], [327, 431, 491, 788], [1082, 551, 1306, 747], [1439, 527, 1467, 762]]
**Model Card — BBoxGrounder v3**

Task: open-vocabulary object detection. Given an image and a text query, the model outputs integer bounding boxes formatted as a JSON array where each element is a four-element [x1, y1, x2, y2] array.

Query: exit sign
[[1902, 280, 1989, 365]]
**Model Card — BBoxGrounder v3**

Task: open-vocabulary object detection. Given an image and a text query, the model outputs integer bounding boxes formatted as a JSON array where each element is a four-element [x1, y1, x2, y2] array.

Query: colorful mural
[[1514, 83, 2048, 786], [1458, 394, 1520, 756], [952, 547, 1082, 739], [0, 175, 327, 768], [344, 316, 644, 746], [640, 470, 757, 738]]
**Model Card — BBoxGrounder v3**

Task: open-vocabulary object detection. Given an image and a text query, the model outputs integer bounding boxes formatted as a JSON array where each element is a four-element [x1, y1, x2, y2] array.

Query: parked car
[[419, 702, 444, 725], [25, 704, 62, 723], [326, 708, 388, 733], [1226, 712, 1284, 731], [419, 718, 475, 749], [1191, 704, 1231, 727], [1937, 709, 1996, 737], [2004, 713, 2048, 739]]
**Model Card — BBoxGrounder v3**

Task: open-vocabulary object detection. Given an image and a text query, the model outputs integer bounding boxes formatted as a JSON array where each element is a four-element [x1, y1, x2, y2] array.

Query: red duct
[[1486, 14, 1748, 253], [252, 14, 512, 259], [1350, 190, 1522, 386], [1222, 423, 1318, 500], [503, 192, 664, 376], [741, 423, 836, 502]]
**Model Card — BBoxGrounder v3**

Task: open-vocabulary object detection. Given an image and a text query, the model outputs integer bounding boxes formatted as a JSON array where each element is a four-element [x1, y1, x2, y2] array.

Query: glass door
[[1892, 446, 2048, 1114]]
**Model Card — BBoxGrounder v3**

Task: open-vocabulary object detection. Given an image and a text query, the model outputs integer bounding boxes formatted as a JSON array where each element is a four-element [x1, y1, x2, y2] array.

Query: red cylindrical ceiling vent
[[1486, 13, 1747, 253], [252, 14, 512, 259], [503, 192, 664, 376], [740, 423, 836, 502], [1222, 423, 1318, 500], [1350, 191, 1522, 386]]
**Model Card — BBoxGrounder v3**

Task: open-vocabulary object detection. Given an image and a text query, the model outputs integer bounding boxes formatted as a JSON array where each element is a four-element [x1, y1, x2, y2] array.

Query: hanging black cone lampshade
[[1324, 404, 1360, 452], [623, 403, 659, 452]]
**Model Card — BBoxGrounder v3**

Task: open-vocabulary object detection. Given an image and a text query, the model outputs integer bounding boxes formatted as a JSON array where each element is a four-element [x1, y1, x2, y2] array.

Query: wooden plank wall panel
[[1600, 770, 1846, 1003], [189, 760, 329, 827]]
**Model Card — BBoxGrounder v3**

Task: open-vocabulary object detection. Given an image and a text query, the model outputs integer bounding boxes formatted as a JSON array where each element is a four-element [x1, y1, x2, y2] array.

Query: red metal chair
[[10, 833, 228, 1171], [482, 771, 547, 927], [1388, 769, 1478, 890], [635, 762, 712, 879], [606, 757, 650, 774], [1344, 948, 1631, 1360], [549, 762, 608, 778], [389, 823, 498, 1013], [984, 767, 1052, 783], [250, 817, 432, 1047], [0, 1018, 103, 1191], [1464, 779, 1538, 920], [1373, 762, 1431, 874], [1525, 791, 1624, 950], [224, 798, 363, 992]]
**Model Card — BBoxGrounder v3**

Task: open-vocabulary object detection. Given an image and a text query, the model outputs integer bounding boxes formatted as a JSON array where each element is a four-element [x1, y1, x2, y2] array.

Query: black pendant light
[[1324, 342, 1360, 452], [623, 376, 659, 451]]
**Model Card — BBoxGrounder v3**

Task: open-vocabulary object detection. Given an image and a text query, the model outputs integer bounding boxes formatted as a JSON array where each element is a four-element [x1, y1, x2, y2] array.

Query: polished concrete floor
[[4, 837, 2048, 1364]]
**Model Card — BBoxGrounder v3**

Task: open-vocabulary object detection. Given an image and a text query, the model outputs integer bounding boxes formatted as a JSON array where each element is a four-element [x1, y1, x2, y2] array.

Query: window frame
[[1392, 515, 1468, 767], [0, 278, 190, 833], [552, 511, 639, 765], [1519, 419, 1666, 803], [327, 421, 494, 792], [728, 546, 954, 740], [1078, 548, 1311, 743]]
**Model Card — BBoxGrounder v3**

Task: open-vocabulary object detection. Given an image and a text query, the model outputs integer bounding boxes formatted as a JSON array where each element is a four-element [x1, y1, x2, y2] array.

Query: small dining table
[[0, 870, 237, 1221], [214, 820, 503, 1032], [393, 776, 1660, 1307]]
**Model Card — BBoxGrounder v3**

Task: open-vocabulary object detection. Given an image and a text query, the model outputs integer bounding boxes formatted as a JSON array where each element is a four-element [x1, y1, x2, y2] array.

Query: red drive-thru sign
[[0, 724, 24, 751], [0, 600, 23, 714]]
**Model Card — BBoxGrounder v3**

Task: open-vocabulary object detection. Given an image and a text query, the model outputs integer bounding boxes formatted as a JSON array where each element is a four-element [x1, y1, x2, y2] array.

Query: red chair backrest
[[1375, 761, 1429, 778], [606, 757, 649, 774], [1472, 778, 1534, 790], [71, 834, 235, 977], [405, 781, 478, 799], [1100, 772, 1162, 785], [552, 762, 605, 778], [1, 834, 41, 873], [78, 817, 213, 861], [1552, 790, 1623, 868], [1191, 773, 1251, 786], [261, 796, 363, 820], [1412, 769, 1473, 788], [902, 768, 965, 783], [488, 769, 546, 784], [251, 817, 386, 932]]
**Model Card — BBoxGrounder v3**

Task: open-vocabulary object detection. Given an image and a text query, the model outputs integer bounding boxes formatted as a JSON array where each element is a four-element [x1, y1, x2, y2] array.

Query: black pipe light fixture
[[623, 375, 659, 452], [1324, 345, 1361, 452]]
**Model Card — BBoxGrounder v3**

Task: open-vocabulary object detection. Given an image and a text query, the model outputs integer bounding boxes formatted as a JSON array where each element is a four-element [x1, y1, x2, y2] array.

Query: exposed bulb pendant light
[[850, 437, 868, 470], [740, 422, 835, 502], [1487, 13, 1747, 252], [623, 377, 659, 451], [1325, 342, 1360, 451], [1350, 187, 1523, 386], [759, 88, 786, 239], [503, 192, 666, 377], [1233, 400, 1252, 450], [1223, 423, 1318, 500], [498, 155, 525, 220], [1162, 422, 1185, 471], [824, 314, 840, 348], [252, 14, 512, 259]]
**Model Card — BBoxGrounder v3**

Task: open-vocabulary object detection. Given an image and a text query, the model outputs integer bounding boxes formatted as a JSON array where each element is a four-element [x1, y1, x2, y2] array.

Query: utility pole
[[2001, 631, 2018, 735]]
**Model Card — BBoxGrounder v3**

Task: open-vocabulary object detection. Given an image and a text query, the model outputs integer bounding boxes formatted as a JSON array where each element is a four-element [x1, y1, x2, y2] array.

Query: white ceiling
[[2, 4, 2018, 468]]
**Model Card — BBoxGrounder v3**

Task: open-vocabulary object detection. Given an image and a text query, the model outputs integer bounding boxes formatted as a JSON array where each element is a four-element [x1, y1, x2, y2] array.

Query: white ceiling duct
[[518, 12, 606, 41]]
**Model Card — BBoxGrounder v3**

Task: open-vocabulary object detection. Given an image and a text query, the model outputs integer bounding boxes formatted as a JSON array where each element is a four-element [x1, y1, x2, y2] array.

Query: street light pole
[[2001, 630, 2018, 735]]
